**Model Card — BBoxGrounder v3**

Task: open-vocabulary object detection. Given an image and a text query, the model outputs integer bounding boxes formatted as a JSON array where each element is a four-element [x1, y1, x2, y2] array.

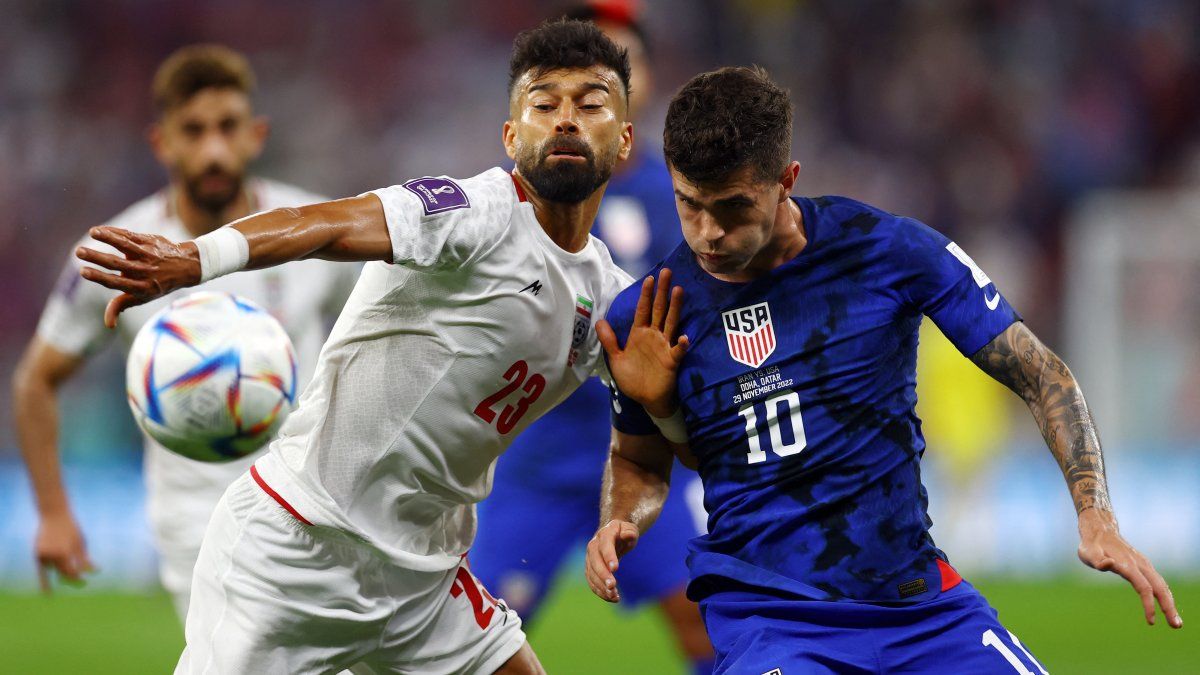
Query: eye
[[532, 104, 554, 112], [580, 104, 603, 110]]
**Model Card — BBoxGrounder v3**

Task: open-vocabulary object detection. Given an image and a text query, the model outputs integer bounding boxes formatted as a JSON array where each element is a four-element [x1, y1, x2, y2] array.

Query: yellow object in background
[[916, 319, 1014, 480]]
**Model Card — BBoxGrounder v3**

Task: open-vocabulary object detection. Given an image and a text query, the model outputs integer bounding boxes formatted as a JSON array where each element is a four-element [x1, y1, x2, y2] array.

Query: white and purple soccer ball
[[125, 291, 298, 463]]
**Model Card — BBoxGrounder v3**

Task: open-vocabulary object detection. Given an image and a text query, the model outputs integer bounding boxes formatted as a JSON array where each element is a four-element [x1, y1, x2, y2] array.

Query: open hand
[[585, 519, 640, 603], [1078, 511, 1182, 628], [596, 269, 688, 418], [75, 226, 202, 328]]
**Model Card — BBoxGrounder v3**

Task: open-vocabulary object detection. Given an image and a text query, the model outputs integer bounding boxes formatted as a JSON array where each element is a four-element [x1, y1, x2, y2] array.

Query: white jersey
[[37, 178, 359, 539], [254, 167, 633, 571]]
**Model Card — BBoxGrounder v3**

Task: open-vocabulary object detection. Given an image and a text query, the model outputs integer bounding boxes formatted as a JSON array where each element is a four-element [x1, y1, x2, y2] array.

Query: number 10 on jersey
[[738, 390, 806, 464]]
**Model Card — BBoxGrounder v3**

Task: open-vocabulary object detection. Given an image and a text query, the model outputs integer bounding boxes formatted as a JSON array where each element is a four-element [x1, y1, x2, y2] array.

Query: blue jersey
[[608, 196, 1020, 604], [496, 152, 682, 487]]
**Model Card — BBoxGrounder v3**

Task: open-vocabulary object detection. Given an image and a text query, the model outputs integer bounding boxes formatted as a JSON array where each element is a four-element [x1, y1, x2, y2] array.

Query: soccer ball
[[126, 291, 298, 463]]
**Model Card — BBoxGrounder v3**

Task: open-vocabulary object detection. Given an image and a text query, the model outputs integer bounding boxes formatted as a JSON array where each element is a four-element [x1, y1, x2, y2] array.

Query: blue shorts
[[472, 461, 703, 621], [700, 581, 1047, 675]]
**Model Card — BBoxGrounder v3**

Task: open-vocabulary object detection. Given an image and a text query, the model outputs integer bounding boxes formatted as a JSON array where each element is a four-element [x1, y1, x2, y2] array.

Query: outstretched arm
[[75, 194, 391, 327], [971, 321, 1182, 629]]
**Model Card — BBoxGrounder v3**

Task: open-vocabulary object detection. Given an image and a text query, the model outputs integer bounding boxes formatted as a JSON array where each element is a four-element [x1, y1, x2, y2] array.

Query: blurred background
[[2, 0, 1198, 672]]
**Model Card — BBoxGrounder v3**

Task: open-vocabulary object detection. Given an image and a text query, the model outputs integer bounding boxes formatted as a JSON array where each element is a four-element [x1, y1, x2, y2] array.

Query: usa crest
[[722, 301, 776, 368]]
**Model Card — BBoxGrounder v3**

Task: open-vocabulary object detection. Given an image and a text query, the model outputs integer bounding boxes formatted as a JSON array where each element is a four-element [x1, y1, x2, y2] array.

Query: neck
[[171, 182, 254, 238], [514, 171, 603, 253]]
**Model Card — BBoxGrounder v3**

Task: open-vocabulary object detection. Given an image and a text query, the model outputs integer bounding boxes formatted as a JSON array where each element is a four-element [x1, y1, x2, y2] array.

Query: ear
[[778, 161, 801, 201], [248, 115, 270, 159], [617, 121, 634, 162], [502, 120, 517, 161], [146, 122, 168, 165]]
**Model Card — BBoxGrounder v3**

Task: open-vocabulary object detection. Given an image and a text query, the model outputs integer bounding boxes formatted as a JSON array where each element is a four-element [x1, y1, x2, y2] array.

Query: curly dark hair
[[663, 66, 793, 184], [508, 18, 631, 101]]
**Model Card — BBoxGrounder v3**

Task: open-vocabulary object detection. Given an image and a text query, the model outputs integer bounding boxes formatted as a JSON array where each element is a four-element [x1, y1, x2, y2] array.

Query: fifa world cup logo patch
[[722, 301, 776, 368], [568, 294, 593, 366]]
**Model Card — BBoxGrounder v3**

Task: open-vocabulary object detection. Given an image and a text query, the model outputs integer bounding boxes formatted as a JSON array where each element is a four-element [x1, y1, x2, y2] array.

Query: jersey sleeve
[[367, 169, 515, 271], [895, 219, 1020, 356], [35, 248, 116, 356], [601, 283, 660, 436]]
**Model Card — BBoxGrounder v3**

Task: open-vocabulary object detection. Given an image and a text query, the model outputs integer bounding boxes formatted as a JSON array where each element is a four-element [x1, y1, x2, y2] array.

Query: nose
[[554, 104, 580, 135], [198, 129, 233, 165], [698, 211, 725, 245]]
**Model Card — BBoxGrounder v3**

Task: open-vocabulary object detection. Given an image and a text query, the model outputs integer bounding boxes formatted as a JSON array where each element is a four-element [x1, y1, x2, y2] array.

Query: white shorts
[[177, 472, 526, 675]]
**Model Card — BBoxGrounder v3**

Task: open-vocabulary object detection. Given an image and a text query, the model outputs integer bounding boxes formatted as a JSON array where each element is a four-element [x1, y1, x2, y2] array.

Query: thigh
[[370, 559, 528, 675], [881, 586, 1048, 675], [177, 475, 390, 675], [614, 469, 703, 607], [471, 483, 591, 619], [700, 592, 878, 675]]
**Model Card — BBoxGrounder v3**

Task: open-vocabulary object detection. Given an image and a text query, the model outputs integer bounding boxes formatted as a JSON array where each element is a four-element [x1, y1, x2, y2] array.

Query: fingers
[[663, 284, 685, 341], [585, 531, 620, 603], [105, 293, 145, 328], [36, 562, 51, 594], [650, 268, 673, 330], [75, 246, 151, 275], [1140, 557, 1183, 629], [88, 226, 150, 254], [632, 276, 655, 328], [670, 335, 691, 362], [79, 266, 154, 295], [596, 320, 620, 359], [1109, 558, 1157, 625]]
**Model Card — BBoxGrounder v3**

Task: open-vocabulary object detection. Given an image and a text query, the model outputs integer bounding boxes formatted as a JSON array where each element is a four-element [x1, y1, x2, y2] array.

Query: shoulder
[[254, 178, 329, 209], [806, 195, 950, 262], [372, 167, 516, 220]]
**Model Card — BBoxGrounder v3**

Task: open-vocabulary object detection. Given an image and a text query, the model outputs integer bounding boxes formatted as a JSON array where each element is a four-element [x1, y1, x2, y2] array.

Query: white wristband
[[649, 407, 688, 444], [194, 227, 250, 283]]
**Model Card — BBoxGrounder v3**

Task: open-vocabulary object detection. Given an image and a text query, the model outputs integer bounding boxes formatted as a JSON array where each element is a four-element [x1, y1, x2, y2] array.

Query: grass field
[[0, 577, 1194, 673]]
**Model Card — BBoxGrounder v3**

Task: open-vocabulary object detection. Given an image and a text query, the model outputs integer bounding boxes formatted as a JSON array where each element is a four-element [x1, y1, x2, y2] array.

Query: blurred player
[[471, 3, 713, 671], [588, 66, 1183, 673], [12, 45, 356, 619], [76, 20, 636, 674]]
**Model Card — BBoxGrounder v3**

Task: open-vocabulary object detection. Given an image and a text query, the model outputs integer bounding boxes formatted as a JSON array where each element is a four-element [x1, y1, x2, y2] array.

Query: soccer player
[[13, 45, 356, 619], [75, 20, 636, 674], [471, 3, 714, 671], [587, 66, 1183, 673]]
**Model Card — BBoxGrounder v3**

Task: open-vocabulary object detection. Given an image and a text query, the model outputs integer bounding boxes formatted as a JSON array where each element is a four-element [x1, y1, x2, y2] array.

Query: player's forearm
[[971, 322, 1113, 517], [600, 452, 671, 534], [11, 367, 72, 516], [231, 196, 392, 268]]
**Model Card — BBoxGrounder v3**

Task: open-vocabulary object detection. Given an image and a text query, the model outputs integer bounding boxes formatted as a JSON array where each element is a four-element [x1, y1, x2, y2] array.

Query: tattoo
[[970, 323, 1112, 515]]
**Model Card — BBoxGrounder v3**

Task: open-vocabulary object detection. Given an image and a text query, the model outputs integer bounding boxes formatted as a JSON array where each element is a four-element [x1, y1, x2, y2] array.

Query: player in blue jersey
[[586, 66, 1183, 674], [471, 3, 715, 672]]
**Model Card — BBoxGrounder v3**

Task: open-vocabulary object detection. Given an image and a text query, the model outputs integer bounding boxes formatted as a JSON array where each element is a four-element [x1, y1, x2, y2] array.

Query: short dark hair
[[508, 18, 631, 101], [153, 44, 255, 113], [663, 66, 793, 184]]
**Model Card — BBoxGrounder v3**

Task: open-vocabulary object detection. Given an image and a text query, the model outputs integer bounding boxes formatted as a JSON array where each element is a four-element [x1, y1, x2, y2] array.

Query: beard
[[515, 135, 615, 204], [182, 164, 244, 215]]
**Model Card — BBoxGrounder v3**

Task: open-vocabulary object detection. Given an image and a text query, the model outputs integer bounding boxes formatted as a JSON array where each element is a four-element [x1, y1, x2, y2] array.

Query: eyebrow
[[528, 81, 611, 95], [674, 189, 754, 207]]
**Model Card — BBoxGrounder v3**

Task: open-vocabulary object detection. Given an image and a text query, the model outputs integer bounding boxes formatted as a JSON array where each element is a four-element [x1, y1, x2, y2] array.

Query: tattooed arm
[[970, 321, 1182, 629]]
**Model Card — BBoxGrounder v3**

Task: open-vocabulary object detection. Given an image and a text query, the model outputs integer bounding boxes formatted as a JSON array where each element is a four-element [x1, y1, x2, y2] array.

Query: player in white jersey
[[74, 21, 648, 673], [13, 45, 357, 619]]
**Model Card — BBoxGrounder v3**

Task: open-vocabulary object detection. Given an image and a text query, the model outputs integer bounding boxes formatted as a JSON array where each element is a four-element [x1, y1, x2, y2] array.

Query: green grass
[[0, 578, 1195, 673]]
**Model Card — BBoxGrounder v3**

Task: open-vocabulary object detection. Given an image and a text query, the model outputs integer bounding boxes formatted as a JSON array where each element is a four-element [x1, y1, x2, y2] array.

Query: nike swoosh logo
[[985, 293, 1000, 310]]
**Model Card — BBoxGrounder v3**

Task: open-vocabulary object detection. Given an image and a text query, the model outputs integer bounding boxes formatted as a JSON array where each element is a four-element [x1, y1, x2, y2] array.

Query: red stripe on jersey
[[510, 173, 528, 202], [250, 465, 313, 526], [937, 558, 963, 592]]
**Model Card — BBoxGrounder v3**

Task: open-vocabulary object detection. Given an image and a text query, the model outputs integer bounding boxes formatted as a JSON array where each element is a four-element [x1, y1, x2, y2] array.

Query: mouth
[[547, 148, 587, 161], [699, 252, 727, 264]]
